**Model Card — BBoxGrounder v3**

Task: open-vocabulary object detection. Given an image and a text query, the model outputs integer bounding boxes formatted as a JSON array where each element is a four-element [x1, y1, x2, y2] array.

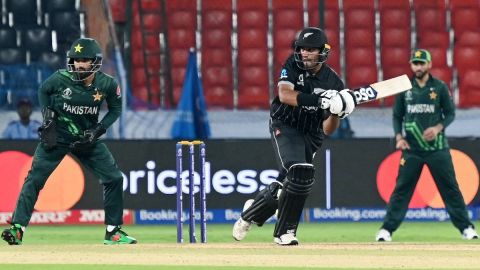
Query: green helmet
[[67, 38, 103, 81]]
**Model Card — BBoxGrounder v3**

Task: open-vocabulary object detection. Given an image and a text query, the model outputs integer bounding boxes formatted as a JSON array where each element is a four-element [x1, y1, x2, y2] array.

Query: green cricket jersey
[[393, 74, 454, 151], [38, 70, 122, 143]]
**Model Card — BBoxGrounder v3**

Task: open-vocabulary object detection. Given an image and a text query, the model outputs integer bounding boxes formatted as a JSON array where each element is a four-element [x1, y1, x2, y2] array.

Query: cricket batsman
[[232, 27, 356, 245]]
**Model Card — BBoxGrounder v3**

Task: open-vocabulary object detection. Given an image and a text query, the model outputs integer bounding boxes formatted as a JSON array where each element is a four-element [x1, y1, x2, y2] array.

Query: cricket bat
[[351, 74, 412, 104]]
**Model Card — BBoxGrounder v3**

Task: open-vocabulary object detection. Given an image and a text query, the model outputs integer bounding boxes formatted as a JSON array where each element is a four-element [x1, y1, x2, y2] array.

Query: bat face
[[351, 74, 412, 104]]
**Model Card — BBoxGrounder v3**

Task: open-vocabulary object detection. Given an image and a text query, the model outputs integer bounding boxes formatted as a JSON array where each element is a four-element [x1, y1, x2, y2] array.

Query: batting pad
[[274, 163, 315, 237]]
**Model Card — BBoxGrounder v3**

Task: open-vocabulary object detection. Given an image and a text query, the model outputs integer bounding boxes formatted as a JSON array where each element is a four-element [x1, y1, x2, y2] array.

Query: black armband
[[296, 93, 319, 106]]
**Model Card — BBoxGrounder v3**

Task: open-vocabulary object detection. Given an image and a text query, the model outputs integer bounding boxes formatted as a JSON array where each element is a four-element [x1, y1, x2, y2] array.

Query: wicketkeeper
[[1, 38, 137, 245]]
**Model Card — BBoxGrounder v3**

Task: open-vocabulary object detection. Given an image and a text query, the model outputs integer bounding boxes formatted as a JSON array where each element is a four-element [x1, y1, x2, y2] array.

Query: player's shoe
[[104, 226, 137, 245], [232, 199, 254, 241], [1, 224, 23, 245], [462, 226, 479, 240], [274, 232, 299, 246], [375, 228, 392, 242]]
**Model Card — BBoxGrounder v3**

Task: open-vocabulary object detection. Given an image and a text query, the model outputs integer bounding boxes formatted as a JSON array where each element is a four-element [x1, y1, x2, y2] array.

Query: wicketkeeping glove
[[70, 123, 106, 150], [38, 107, 57, 150], [337, 89, 357, 119]]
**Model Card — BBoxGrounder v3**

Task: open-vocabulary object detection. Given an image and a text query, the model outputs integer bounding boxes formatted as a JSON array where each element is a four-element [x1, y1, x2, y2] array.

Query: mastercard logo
[[377, 149, 479, 208], [0, 151, 85, 212]]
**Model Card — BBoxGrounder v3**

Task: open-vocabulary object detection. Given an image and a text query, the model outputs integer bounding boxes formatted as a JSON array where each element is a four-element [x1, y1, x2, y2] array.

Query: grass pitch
[[1, 222, 479, 269]]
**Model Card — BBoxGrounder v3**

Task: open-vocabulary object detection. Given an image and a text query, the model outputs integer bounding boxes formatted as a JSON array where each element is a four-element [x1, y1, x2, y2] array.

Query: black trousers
[[269, 119, 323, 181]]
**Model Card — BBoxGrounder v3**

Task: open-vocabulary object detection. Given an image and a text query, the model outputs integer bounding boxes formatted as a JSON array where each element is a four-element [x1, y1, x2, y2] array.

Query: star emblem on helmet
[[93, 91, 102, 101], [74, 44, 83, 53], [415, 50, 422, 57]]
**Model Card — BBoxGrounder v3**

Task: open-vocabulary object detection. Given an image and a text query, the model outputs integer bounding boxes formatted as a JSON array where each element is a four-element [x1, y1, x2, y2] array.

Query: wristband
[[297, 93, 319, 106]]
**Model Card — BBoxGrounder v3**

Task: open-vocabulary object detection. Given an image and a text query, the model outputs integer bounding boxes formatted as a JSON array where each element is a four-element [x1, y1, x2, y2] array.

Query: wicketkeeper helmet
[[67, 38, 103, 81]]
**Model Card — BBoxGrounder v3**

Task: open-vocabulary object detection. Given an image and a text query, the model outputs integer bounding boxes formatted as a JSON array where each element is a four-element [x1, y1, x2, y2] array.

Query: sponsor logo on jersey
[[63, 103, 99, 115], [297, 74, 304, 86], [405, 90, 413, 101], [407, 104, 435, 113], [62, 88, 72, 100], [302, 105, 319, 112], [280, 69, 288, 79]]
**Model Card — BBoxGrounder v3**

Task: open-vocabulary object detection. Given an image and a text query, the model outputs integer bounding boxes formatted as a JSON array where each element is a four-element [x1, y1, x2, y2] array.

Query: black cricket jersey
[[270, 54, 344, 134]]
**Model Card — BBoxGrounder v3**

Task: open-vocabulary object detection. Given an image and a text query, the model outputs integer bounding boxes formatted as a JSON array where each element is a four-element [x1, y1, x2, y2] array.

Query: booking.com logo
[[376, 149, 479, 208], [0, 151, 84, 212]]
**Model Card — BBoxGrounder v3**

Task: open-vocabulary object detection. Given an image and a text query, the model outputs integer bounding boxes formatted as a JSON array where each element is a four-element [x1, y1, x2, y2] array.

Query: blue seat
[[0, 27, 17, 48], [22, 27, 54, 60], [10, 87, 39, 108], [0, 68, 8, 108], [0, 64, 43, 108], [33, 51, 65, 70], [7, 0, 40, 26], [0, 48, 25, 65], [42, 0, 78, 12], [49, 11, 83, 44]]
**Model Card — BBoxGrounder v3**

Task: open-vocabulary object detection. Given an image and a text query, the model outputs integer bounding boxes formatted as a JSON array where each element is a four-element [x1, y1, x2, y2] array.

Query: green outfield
[[1, 222, 479, 269]]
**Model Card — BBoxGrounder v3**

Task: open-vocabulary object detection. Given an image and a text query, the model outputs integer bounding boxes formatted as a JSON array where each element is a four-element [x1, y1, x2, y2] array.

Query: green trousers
[[11, 142, 124, 227], [382, 149, 473, 233]]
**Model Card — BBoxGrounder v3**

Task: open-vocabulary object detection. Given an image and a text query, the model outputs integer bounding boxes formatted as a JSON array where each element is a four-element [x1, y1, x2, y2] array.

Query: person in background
[[2, 99, 41, 139], [376, 49, 478, 242]]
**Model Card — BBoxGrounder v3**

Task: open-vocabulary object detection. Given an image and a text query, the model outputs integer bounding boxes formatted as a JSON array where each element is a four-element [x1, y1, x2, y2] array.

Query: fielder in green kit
[[1, 38, 137, 245], [375, 49, 478, 242]]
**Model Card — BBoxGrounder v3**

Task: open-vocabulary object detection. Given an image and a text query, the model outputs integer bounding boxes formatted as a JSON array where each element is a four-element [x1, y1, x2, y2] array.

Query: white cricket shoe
[[375, 228, 392, 242], [232, 199, 254, 241], [274, 232, 299, 246], [462, 226, 479, 240]]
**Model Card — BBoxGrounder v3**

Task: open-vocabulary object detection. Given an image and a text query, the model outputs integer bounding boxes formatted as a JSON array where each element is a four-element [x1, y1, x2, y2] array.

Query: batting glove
[[316, 90, 338, 110], [328, 92, 346, 115], [337, 89, 357, 119]]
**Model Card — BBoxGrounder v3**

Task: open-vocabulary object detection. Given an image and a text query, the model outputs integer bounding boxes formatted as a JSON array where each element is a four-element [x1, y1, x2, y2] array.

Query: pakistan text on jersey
[[63, 103, 99, 115], [407, 104, 435, 114]]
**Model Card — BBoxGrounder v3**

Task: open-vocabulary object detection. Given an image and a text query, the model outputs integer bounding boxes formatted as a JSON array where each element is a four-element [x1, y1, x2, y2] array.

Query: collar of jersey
[[59, 70, 97, 86], [59, 70, 75, 81]]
